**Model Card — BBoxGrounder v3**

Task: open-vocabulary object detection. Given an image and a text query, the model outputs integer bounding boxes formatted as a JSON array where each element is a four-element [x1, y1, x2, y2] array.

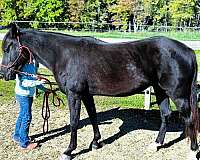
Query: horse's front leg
[[155, 98, 171, 145], [60, 91, 81, 160], [82, 93, 101, 149]]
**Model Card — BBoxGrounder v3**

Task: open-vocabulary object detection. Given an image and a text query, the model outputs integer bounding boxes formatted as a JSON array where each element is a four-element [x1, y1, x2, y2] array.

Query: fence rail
[[1, 20, 200, 33]]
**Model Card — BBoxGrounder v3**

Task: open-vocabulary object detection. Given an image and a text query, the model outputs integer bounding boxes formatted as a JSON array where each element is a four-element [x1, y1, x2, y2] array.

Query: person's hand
[[36, 75, 42, 80], [40, 79, 47, 84], [45, 89, 52, 94]]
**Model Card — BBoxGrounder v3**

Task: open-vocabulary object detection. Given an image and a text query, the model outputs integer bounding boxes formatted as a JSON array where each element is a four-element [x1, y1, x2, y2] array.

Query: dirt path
[[0, 101, 198, 160]]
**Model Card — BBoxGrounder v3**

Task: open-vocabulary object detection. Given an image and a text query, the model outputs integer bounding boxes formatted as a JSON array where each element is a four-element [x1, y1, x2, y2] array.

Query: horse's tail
[[189, 53, 199, 136]]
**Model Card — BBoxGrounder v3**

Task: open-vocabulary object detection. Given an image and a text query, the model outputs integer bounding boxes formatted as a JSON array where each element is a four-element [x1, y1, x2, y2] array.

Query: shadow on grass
[[31, 107, 186, 157]]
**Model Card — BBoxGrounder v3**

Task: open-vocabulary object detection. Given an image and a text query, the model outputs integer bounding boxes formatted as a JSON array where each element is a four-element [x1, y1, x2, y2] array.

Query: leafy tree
[[67, 0, 84, 29], [193, 0, 200, 26], [0, 0, 200, 29], [79, 0, 102, 30], [27, 0, 63, 28], [0, 0, 18, 25], [168, 0, 196, 26], [108, 0, 134, 31]]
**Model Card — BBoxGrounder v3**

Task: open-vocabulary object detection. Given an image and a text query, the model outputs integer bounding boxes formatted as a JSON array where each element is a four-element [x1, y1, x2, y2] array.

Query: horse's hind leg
[[82, 93, 101, 149], [149, 85, 171, 150], [174, 97, 198, 151], [172, 97, 199, 160]]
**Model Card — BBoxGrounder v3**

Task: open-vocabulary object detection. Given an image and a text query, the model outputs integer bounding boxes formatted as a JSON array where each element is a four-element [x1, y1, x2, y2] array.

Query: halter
[[1, 36, 33, 72], [12, 36, 33, 66]]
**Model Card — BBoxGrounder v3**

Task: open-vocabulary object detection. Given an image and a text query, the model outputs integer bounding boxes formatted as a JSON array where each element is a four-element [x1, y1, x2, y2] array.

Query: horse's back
[[53, 34, 196, 97], [83, 36, 196, 96]]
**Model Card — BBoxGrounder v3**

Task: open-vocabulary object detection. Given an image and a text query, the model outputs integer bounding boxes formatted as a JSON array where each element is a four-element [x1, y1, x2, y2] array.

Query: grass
[[0, 40, 2, 56], [61, 30, 200, 41], [0, 79, 15, 102], [1, 29, 200, 40]]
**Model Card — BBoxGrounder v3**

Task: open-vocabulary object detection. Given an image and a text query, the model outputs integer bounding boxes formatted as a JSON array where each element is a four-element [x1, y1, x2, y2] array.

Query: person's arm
[[21, 79, 44, 88], [21, 79, 50, 92]]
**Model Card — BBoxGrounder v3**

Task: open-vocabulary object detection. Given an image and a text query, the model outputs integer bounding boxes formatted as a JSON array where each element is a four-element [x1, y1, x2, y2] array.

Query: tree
[[108, 0, 141, 31], [79, 0, 101, 30], [0, 0, 18, 25], [67, 0, 84, 29], [0, 0, 199, 30], [0, 0, 64, 28], [168, 0, 196, 27], [27, 0, 63, 28]]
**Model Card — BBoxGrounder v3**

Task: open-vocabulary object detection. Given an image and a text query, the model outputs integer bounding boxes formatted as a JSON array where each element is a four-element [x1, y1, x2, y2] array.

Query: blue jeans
[[13, 95, 33, 148]]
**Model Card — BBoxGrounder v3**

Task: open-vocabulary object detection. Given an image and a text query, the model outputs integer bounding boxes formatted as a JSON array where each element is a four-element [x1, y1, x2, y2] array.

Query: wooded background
[[0, 0, 200, 31]]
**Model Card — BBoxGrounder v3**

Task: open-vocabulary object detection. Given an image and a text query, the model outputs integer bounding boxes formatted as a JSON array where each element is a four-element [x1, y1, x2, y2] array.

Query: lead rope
[[37, 75, 64, 133], [42, 91, 50, 133]]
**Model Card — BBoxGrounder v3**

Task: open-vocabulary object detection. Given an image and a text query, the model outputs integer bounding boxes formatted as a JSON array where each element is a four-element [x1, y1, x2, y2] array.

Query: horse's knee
[[175, 98, 190, 117]]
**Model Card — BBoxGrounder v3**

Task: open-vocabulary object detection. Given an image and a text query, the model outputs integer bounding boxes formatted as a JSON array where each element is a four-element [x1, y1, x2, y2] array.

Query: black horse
[[0, 24, 199, 160]]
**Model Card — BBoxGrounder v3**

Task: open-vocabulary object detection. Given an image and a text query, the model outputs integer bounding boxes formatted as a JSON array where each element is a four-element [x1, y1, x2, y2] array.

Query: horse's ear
[[10, 23, 20, 39]]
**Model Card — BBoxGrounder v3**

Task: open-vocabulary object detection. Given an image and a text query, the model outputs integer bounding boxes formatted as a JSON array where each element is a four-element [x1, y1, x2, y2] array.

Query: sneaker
[[20, 143, 38, 150], [11, 133, 20, 144], [12, 134, 32, 144]]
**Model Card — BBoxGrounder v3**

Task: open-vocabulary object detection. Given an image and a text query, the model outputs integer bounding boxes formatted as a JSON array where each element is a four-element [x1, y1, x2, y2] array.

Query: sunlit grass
[[61, 30, 200, 41]]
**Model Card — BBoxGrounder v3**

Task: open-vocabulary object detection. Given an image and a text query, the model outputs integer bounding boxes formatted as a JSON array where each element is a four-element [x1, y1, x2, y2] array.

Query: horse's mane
[[2, 29, 11, 51], [21, 29, 106, 44]]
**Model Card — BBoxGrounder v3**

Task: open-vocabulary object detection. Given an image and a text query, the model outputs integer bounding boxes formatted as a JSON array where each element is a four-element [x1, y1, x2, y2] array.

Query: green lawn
[[0, 40, 2, 56], [1, 29, 200, 40], [61, 30, 200, 41]]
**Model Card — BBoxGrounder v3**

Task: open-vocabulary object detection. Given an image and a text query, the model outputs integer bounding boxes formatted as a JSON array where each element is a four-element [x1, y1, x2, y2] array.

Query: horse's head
[[0, 23, 31, 80]]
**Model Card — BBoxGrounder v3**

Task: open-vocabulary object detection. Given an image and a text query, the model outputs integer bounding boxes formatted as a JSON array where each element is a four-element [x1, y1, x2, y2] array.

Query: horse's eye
[[4, 47, 10, 53], [4, 42, 13, 54], [4, 48, 8, 54]]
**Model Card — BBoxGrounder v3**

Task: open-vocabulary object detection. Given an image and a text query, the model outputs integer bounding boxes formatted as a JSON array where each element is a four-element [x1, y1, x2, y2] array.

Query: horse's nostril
[[0, 71, 4, 79]]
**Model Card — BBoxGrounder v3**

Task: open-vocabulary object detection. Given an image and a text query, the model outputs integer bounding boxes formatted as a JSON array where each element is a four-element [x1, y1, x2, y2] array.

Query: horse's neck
[[21, 31, 56, 71]]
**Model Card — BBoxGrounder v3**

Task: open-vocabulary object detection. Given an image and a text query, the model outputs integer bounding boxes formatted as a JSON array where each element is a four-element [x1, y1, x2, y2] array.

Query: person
[[12, 62, 50, 150]]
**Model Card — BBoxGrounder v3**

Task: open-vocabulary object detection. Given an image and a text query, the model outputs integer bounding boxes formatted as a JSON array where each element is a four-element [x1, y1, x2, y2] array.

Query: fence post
[[144, 87, 152, 110], [128, 21, 131, 32], [134, 22, 137, 32]]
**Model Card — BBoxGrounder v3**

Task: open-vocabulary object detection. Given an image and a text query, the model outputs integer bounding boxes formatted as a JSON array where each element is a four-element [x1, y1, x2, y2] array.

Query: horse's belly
[[88, 76, 148, 96]]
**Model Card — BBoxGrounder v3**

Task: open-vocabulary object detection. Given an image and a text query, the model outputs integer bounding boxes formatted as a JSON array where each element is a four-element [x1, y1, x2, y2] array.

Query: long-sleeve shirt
[[15, 63, 47, 97]]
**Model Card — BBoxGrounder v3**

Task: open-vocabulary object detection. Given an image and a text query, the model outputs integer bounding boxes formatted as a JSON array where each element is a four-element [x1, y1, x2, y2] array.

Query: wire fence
[[1, 20, 200, 33]]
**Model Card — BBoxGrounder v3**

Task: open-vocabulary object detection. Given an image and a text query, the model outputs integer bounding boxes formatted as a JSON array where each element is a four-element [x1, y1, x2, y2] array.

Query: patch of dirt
[[0, 102, 199, 160]]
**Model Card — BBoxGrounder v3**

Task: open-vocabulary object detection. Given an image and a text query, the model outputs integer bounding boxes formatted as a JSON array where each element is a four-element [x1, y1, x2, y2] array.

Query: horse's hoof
[[91, 142, 102, 150], [59, 154, 72, 160], [187, 150, 198, 160], [147, 142, 161, 152], [92, 143, 100, 150]]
